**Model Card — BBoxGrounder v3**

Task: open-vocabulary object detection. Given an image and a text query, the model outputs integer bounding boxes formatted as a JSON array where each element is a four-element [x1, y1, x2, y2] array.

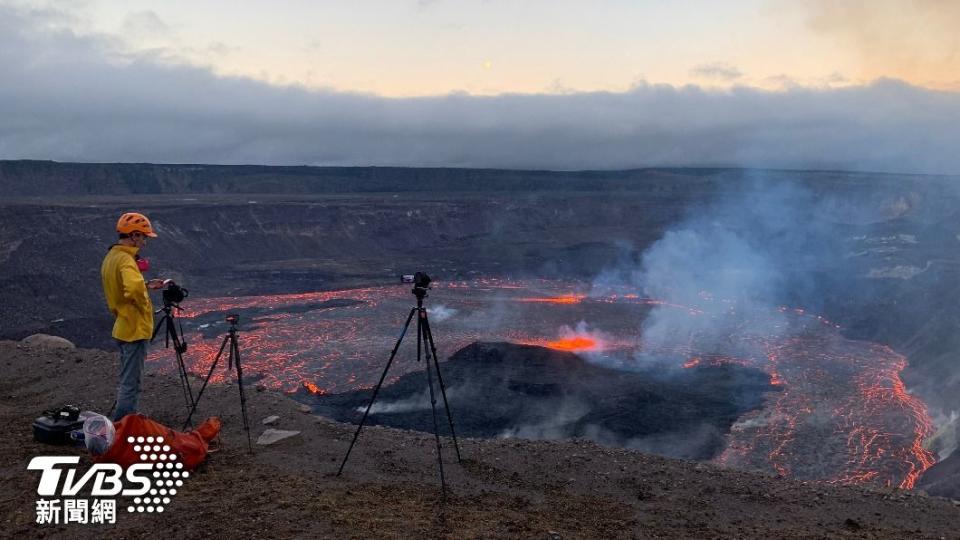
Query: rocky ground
[[2, 340, 960, 539]]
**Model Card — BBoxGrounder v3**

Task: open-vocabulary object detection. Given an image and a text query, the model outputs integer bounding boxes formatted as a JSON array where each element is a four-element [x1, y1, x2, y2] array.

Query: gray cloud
[[121, 10, 171, 38], [690, 62, 743, 81], [1, 4, 959, 174]]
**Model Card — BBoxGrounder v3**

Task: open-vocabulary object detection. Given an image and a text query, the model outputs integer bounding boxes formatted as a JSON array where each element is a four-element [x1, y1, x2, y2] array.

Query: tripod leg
[[337, 307, 418, 476], [165, 319, 195, 412], [232, 334, 253, 453], [174, 335, 196, 411], [151, 315, 164, 342], [420, 309, 447, 493], [423, 315, 462, 462], [181, 334, 229, 430], [174, 316, 195, 409]]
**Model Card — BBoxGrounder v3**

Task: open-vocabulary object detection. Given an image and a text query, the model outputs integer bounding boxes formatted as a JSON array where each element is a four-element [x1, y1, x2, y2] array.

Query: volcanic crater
[[3, 163, 959, 495], [153, 278, 938, 490]]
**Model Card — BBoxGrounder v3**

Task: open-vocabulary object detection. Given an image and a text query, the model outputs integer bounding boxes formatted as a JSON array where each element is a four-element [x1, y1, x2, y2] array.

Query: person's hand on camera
[[146, 279, 165, 290]]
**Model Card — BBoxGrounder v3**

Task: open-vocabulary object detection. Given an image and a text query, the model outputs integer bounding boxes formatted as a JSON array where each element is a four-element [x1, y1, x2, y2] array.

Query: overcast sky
[[1, 1, 958, 173]]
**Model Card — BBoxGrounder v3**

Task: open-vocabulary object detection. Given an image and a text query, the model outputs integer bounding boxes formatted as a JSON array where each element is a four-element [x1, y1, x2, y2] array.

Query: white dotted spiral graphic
[[124, 436, 188, 513]]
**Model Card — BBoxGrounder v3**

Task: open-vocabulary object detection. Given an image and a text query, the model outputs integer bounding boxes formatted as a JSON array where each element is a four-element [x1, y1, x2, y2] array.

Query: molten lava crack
[[147, 278, 935, 489]]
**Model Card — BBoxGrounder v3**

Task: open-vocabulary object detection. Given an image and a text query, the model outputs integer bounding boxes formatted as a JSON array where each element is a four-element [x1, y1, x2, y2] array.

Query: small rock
[[297, 405, 312, 414], [256, 429, 301, 446], [261, 415, 280, 426], [256, 384, 267, 392], [844, 518, 861, 531], [22, 334, 75, 350]]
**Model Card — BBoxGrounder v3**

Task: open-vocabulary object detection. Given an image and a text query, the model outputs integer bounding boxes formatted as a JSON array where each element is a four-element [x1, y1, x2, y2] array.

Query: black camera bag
[[33, 405, 86, 445]]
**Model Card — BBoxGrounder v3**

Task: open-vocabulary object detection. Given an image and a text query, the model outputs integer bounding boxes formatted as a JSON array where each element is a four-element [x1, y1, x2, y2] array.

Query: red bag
[[93, 414, 221, 471]]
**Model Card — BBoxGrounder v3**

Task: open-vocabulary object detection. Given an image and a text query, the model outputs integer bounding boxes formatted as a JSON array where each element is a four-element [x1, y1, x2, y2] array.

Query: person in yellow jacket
[[101, 212, 165, 420]]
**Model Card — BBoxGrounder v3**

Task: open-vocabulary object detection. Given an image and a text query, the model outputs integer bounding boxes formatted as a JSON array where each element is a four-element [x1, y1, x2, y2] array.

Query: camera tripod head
[[403, 272, 432, 301], [226, 313, 240, 328], [412, 284, 429, 301], [161, 280, 188, 310]]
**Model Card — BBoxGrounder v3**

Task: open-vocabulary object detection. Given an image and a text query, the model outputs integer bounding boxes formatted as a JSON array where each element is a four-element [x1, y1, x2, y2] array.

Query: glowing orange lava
[[717, 337, 936, 489], [518, 294, 586, 304], [545, 335, 598, 352], [303, 381, 326, 395], [146, 280, 936, 490]]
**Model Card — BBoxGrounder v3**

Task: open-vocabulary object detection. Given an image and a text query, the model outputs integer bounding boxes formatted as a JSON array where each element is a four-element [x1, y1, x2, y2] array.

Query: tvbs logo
[[28, 436, 188, 525], [30, 456, 153, 496]]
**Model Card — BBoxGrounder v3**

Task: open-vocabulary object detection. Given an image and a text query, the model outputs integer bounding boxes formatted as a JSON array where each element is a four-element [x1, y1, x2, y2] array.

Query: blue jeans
[[114, 339, 147, 421]]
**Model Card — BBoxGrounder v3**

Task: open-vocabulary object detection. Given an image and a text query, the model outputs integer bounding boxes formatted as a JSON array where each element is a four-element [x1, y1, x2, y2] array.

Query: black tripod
[[337, 275, 461, 493], [151, 302, 196, 416], [182, 314, 253, 452]]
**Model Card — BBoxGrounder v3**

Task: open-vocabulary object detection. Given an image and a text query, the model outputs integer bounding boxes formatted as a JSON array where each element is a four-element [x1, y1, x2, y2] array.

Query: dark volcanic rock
[[918, 453, 960, 499], [314, 342, 773, 460], [0, 160, 729, 197]]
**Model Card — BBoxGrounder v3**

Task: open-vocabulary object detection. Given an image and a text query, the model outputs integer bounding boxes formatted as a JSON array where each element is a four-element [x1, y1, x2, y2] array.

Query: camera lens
[[414, 272, 431, 288], [162, 282, 188, 305]]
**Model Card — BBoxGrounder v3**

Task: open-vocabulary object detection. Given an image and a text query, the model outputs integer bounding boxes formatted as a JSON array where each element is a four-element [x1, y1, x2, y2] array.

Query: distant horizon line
[[2, 159, 955, 179]]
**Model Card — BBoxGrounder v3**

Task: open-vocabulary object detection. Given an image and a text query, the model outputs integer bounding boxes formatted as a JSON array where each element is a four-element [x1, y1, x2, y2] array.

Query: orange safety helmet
[[116, 212, 158, 237]]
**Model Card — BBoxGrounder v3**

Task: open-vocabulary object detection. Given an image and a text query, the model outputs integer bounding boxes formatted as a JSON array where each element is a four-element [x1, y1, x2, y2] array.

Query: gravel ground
[[1, 340, 959, 539]]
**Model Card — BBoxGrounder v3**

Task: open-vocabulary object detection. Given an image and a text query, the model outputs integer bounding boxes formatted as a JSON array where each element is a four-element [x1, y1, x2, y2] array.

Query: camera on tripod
[[340, 269, 461, 490], [401, 272, 431, 289], [161, 279, 188, 306], [152, 279, 194, 416], [183, 310, 252, 451]]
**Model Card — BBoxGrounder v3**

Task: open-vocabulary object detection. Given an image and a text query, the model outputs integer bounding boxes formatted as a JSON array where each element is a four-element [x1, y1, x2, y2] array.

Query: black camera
[[226, 313, 239, 325], [401, 272, 431, 289], [162, 279, 189, 306]]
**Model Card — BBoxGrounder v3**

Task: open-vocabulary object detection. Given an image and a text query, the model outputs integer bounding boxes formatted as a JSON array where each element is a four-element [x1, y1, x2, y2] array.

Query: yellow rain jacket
[[101, 245, 154, 342]]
